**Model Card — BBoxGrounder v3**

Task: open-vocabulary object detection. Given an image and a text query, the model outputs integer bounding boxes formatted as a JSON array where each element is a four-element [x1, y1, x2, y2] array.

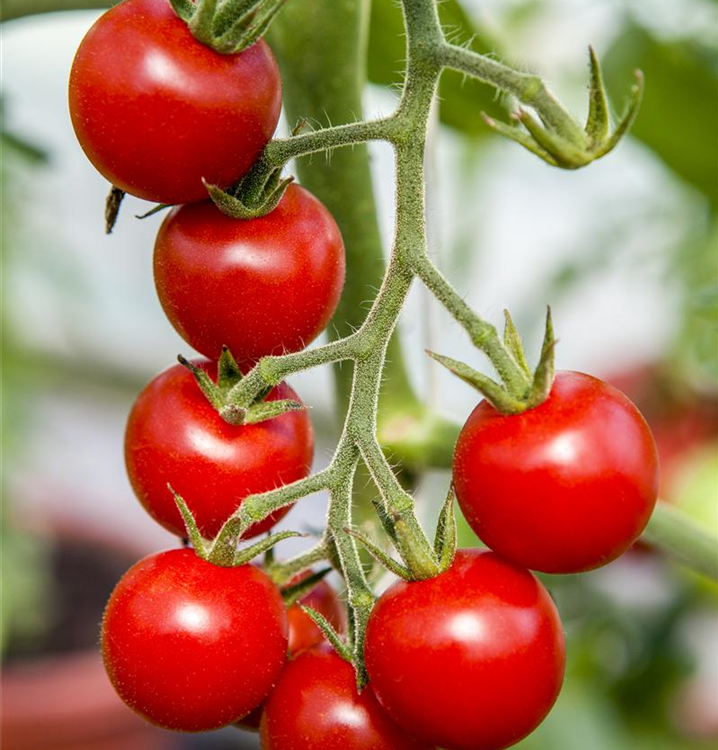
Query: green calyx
[[171, 488, 304, 567], [428, 308, 556, 415], [178, 348, 306, 426], [348, 486, 458, 582], [204, 169, 293, 220], [481, 47, 644, 170], [169, 0, 287, 55], [206, 120, 311, 219]]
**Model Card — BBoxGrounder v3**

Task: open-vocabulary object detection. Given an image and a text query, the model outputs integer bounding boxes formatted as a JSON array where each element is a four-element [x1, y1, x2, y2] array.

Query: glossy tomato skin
[[237, 575, 347, 731], [260, 644, 433, 750], [124, 360, 313, 539], [69, 0, 281, 204], [364, 549, 565, 750], [153, 184, 345, 363], [101, 548, 288, 732], [453, 370, 660, 574]]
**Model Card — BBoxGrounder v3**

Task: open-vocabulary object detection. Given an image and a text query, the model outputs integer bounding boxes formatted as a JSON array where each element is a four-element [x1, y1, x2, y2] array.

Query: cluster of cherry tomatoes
[[68, 1, 660, 748]]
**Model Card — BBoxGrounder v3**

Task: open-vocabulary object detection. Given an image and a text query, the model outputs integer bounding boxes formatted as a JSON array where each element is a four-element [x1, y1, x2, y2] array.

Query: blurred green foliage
[[604, 22, 718, 211], [1, 124, 55, 657]]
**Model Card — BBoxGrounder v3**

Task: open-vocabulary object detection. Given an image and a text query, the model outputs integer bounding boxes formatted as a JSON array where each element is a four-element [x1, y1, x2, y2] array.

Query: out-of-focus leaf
[[672, 221, 718, 383], [368, 0, 508, 136], [603, 23, 718, 209]]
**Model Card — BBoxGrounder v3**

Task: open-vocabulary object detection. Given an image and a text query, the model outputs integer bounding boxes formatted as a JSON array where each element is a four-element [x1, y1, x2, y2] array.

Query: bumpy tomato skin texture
[[68, 0, 281, 204], [153, 184, 346, 363], [101, 549, 288, 732], [237, 576, 347, 731], [364, 549, 565, 750], [260, 644, 433, 750], [124, 360, 313, 539], [453, 370, 660, 574]]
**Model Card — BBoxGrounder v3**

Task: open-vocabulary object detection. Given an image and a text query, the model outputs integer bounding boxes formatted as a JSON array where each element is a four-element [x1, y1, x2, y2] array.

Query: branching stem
[[206, 0, 718, 678]]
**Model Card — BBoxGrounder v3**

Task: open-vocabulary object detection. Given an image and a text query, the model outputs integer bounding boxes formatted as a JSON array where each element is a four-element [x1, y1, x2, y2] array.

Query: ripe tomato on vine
[[101, 549, 288, 731], [364, 549, 566, 750], [124, 359, 314, 540], [153, 185, 346, 363], [453, 371, 660, 574], [69, 0, 282, 204]]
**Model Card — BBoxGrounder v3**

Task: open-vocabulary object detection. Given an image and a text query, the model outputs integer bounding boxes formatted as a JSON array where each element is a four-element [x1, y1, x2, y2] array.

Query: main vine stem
[[206, 0, 718, 680]]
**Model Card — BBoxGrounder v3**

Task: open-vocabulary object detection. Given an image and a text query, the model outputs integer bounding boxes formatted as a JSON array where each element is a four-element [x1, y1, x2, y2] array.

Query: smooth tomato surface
[[260, 644, 432, 750], [69, 0, 281, 204], [153, 184, 345, 363], [237, 574, 347, 731], [453, 370, 660, 573], [101, 549, 288, 731], [364, 549, 565, 750], [124, 360, 313, 539]]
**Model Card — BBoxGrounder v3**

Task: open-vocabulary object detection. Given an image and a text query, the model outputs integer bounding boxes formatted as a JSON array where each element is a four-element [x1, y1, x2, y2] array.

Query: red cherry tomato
[[453, 370, 659, 574], [364, 549, 565, 750], [101, 548, 288, 731], [237, 574, 347, 731], [69, 0, 281, 204], [153, 184, 345, 363], [260, 644, 433, 750], [124, 360, 313, 539]]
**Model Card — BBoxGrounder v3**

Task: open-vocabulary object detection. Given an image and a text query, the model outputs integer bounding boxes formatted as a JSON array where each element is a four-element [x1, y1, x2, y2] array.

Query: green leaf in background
[[603, 22, 718, 210], [368, 0, 508, 136]]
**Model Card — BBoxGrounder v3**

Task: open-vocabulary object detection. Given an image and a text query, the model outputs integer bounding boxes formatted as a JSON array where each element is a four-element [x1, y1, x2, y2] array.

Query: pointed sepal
[[214, 0, 288, 54], [187, 0, 219, 46], [344, 526, 413, 580], [585, 46, 610, 142], [481, 112, 558, 165], [280, 567, 332, 607], [300, 606, 353, 663], [503, 309, 532, 378], [169, 0, 288, 54], [205, 174, 293, 220], [370, 497, 400, 546], [483, 49, 644, 170], [170, 486, 209, 558], [525, 307, 557, 409], [433, 486, 457, 573], [105, 186, 125, 235], [177, 355, 223, 410], [168, 0, 196, 22], [594, 69, 645, 159], [136, 204, 171, 221], [229, 531, 305, 567], [217, 346, 243, 390], [427, 350, 526, 414], [220, 399, 307, 426]]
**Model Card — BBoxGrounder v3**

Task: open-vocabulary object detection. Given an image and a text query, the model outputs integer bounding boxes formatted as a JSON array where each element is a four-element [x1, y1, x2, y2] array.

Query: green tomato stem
[[643, 500, 718, 581]]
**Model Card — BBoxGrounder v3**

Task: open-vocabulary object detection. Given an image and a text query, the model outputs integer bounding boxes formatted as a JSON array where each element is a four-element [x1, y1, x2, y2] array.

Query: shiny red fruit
[[124, 360, 313, 539], [453, 370, 659, 573], [153, 184, 345, 363], [101, 549, 288, 732], [364, 549, 565, 750], [261, 644, 433, 750], [69, 0, 281, 204], [237, 573, 347, 731]]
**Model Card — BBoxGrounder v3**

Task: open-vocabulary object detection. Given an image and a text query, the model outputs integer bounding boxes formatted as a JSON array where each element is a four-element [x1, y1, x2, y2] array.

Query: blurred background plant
[[1, 0, 717, 749]]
